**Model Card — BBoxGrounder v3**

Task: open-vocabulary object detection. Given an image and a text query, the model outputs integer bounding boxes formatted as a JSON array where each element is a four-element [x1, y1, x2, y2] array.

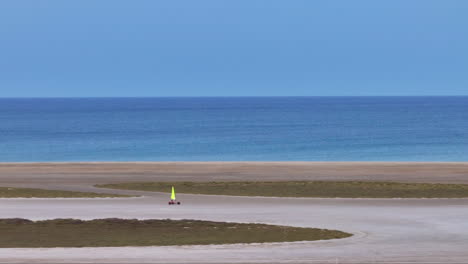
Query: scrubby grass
[[0, 218, 351, 247], [0, 187, 130, 198], [97, 181, 468, 198]]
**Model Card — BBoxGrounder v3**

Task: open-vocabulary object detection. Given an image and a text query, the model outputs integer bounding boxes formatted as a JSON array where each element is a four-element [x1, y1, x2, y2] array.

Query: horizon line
[[1, 95, 468, 99]]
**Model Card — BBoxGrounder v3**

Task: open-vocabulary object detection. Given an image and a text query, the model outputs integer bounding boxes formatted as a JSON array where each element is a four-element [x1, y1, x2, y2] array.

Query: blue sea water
[[0, 97, 467, 162]]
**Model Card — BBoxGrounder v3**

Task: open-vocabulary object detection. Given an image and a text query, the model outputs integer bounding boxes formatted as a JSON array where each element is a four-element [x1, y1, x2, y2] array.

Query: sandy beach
[[2, 161, 468, 186], [1, 162, 468, 263]]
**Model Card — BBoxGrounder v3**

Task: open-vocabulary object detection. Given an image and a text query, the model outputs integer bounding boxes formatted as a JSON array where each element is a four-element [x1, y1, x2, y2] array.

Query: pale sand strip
[[0, 194, 468, 263]]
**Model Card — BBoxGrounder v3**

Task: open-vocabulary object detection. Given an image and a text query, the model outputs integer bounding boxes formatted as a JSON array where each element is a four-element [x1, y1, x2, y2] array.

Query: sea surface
[[0, 97, 467, 162]]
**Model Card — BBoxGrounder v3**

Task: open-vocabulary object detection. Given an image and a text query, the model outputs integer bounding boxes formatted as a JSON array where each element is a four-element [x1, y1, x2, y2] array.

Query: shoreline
[[2, 161, 468, 163]]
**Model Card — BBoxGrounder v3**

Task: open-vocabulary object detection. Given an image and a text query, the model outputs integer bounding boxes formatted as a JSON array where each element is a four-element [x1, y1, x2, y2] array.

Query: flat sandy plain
[[1, 162, 468, 263]]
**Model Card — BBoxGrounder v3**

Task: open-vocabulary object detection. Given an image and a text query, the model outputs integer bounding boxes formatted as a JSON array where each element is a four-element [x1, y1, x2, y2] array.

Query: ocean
[[0, 97, 467, 162]]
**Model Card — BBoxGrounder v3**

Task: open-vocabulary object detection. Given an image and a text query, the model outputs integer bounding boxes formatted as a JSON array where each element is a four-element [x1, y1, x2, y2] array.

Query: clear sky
[[1, 0, 467, 97]]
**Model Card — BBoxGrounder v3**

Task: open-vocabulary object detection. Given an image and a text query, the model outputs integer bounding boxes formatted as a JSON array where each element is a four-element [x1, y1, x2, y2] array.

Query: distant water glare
[[0, 97, 467, 162]]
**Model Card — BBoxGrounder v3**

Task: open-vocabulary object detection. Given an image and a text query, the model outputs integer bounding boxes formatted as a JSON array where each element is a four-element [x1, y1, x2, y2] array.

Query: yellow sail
[[171, 186, 176, 200]]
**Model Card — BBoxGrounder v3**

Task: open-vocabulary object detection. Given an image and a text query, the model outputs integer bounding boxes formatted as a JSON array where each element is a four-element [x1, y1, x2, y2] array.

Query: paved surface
[[0, 162, 468, 263]]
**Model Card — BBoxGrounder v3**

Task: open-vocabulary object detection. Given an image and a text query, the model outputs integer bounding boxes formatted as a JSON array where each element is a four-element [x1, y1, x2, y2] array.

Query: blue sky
[[0, 0, 467, 97]]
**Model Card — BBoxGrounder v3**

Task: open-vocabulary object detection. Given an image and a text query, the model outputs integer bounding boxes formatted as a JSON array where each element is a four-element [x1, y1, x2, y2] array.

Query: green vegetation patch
[[0, 187, 130, 198], [0, 218, 351, 247], [97, 181, 468, 198]]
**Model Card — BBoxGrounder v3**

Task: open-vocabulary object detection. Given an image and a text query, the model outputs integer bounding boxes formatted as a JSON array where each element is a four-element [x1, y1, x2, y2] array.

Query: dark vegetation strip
[[0, 218, 351, 247], [97, 181, 468, 198], [0, 187, 130, 198]]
